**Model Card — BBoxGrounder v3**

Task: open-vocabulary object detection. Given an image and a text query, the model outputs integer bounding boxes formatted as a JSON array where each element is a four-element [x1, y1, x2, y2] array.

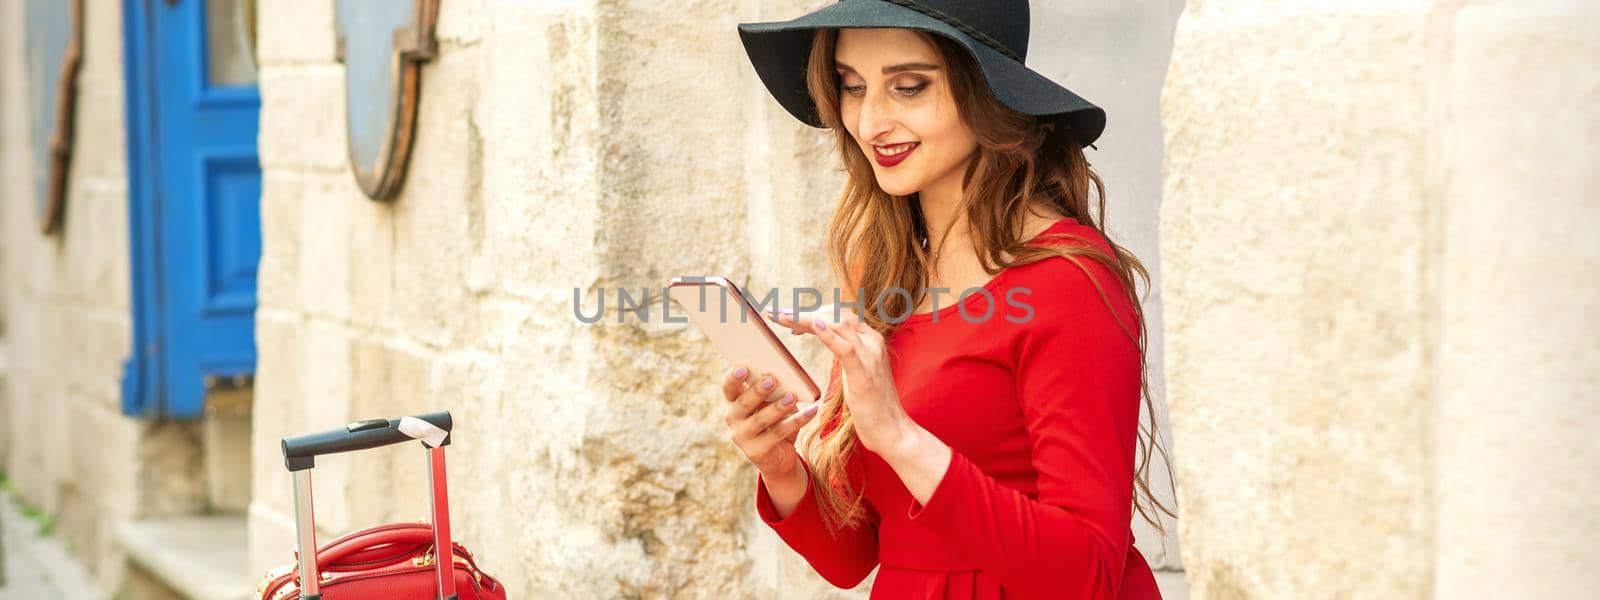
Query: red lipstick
[[872, 142, 918, 167]]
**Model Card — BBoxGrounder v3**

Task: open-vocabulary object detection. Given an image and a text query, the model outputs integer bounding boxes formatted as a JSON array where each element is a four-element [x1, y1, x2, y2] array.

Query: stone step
[[0, 494, 105, 599], [116, 514, 252, 600]]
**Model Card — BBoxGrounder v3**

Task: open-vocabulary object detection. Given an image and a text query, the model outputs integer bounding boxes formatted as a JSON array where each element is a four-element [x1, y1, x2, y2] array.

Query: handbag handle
[[314, 523, 489, 577]]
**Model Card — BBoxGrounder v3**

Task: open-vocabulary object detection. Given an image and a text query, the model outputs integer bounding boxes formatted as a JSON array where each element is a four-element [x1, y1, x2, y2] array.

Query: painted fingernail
[[814, 318, 828, 331], [799, 404, 819, 418], [780, 393, 795, 406], [734, 367, 748, 379], [761, 376, 775, 390]]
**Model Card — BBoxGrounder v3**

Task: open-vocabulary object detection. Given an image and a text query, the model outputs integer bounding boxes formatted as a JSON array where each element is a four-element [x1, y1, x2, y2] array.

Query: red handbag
[[258, 412, 507, 600], [257, 523, 505, 600]]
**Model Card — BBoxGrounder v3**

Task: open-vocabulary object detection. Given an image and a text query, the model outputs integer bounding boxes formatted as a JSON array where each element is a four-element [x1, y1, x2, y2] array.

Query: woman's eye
[[838, 81, 926, 98]]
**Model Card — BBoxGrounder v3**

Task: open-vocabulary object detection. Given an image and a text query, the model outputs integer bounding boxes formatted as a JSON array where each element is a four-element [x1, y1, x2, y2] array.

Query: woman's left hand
[[766, 307, 918, 455]]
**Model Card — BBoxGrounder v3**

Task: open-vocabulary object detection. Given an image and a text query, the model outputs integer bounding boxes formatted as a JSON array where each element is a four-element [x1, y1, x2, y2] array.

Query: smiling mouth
[[872, 142, 919, 166]]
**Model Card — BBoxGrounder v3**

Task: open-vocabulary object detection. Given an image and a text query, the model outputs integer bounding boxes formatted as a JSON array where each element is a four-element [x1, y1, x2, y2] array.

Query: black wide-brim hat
[[737, 0, 1106, 147]]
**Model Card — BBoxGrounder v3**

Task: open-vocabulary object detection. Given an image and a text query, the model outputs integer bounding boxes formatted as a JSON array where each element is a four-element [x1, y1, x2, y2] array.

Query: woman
[[719, 1, 1173, 598]]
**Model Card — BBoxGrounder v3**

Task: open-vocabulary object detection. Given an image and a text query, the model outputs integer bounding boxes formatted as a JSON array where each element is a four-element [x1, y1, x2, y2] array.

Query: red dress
[[755, 217, 1162, 599]]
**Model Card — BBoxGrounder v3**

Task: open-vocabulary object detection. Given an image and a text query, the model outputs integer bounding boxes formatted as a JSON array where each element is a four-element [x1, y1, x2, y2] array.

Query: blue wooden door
[[122, 0, 262, 418]]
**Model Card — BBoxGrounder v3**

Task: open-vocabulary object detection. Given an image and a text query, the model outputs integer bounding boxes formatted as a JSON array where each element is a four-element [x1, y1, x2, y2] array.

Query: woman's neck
[[916, 172, 966, 247]]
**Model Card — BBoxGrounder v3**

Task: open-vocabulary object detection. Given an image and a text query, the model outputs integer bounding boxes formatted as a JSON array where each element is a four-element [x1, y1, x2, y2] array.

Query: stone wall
[[1429, 2, 1599, 596], [0, 0, 251, 591], [0, 0, 143, 590], [248, 0, 847, 596], [1160, 0, 1600, 597]]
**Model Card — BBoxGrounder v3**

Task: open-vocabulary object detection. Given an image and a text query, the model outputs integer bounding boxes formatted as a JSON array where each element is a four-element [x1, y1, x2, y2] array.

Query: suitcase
[[256, 411, 507, 600]]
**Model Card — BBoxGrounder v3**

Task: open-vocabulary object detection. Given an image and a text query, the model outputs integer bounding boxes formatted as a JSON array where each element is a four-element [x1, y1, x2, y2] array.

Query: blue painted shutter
[[122, 0, 262, 418]]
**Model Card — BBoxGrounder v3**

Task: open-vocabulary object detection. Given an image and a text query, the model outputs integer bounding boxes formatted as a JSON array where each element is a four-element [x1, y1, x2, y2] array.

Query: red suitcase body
[[258, 412, 506, 600]]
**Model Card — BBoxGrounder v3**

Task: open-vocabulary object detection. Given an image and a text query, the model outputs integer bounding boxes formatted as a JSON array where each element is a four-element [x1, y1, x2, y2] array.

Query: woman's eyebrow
[[834, 61, 942, 74]]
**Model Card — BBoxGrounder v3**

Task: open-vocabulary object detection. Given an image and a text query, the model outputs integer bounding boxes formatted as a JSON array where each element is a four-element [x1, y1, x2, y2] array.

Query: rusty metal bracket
[[335, 0, 440, 201], [39, 0, 84, 235]]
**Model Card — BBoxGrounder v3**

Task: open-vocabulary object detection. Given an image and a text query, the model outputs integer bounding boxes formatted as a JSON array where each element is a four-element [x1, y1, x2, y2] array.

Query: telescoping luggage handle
[[281, 411, 457, 600]]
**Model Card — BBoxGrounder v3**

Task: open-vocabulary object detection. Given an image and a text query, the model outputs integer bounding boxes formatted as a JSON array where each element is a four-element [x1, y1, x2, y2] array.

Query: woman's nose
[[857, 88, 896, 142]]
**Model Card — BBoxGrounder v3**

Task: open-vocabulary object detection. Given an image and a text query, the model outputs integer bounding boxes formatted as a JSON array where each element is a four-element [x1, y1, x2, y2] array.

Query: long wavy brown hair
[[796, 28, 1178, 538]]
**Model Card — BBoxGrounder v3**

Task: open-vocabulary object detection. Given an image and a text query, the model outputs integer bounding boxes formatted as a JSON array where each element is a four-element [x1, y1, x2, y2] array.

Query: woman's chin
[[874, 177, 920, 197]]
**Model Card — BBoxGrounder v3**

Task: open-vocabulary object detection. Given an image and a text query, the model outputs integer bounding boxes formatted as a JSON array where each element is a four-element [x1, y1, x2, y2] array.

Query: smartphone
[[668, 275, 821, 402]]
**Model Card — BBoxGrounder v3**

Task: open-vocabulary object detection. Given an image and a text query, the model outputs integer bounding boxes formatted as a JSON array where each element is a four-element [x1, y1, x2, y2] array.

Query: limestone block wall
[[248, 0, 848, 597], [1430, 3, 1599, 596], [0, 0, 150, 590], [1161, 0, 1600, 597]]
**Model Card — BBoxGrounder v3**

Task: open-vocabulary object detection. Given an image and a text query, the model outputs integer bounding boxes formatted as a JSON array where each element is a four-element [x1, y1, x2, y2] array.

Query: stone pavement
[[0, 493, 105, 599]]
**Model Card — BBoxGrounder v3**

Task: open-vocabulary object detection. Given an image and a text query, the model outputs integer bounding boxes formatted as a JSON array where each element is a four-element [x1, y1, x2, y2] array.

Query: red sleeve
[[753, 358, 881, 588], [755, 456, 881, 588], [905, 252, 1143, 598]]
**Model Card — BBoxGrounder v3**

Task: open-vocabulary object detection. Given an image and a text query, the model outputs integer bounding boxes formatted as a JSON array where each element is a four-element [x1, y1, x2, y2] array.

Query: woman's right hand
[[722, 365, 821, 480]]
